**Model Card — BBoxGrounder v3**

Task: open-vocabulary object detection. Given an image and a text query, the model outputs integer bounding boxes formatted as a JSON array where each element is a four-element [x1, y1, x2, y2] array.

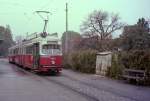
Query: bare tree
[[0, 25, 14, 56], [81, 10, 124, 40]]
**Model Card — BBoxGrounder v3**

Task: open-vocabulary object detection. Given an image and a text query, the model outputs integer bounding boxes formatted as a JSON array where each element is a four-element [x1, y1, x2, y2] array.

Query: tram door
[[33, 43, 40, 69]]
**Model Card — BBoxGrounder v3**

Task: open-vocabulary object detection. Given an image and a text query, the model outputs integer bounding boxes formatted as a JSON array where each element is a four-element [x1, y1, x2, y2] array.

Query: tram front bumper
[[39, 65, 62, 72]]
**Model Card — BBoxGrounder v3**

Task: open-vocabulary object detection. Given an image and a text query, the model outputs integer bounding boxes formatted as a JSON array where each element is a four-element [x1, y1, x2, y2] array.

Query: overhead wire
[[35, 0, 54, 33], [0, 0, 55, 34], [39, 0, 54, 10]]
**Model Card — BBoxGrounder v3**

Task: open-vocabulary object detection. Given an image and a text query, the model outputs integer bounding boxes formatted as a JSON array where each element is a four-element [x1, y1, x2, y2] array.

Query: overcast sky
[[0, 0, 150, 38]]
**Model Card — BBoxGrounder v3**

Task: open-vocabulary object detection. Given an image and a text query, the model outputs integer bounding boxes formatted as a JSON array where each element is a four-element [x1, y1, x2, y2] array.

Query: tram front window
[[42, 44, 61, 55]]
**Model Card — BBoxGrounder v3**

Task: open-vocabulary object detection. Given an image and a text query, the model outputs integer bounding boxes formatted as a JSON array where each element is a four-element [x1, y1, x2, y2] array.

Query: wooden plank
[[124, 69, 145, 73], [122, 75, 145, 80]]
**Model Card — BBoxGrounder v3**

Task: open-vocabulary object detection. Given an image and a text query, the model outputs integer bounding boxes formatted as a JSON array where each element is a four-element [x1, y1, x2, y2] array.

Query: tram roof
[[9, 33, 61, 50]]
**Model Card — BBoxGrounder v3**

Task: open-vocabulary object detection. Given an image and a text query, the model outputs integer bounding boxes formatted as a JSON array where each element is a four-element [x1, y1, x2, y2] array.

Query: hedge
[[106, 53, 124, 79], [63, 50, 97, 73]]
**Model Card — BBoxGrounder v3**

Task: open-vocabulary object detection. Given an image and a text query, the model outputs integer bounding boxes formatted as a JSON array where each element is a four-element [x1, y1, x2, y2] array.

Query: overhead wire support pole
[[65, 3, 69, 53], [66, 3, 68, 32]]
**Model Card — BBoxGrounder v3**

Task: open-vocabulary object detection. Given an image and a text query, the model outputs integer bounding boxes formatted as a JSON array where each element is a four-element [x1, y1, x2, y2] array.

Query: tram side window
[[11, 50, 13, 55], [10, 50, 12, 55], [23, 47, 26, 54], [14, 48, 19, 55], [26, 46, 33, 54], [9, 50, 11, 55], [43, 44, 60, 49], [54, 44, 60, 49], [19, 48, 22, 54], [13, 49, 15, 55]]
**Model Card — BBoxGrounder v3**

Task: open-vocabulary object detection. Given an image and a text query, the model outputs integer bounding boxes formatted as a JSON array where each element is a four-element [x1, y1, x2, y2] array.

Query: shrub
[[106, 53, 124, 79], [63, 50, 97, 73], [120, 50, 150, 85], [121, 50, 150, 72], [62, 54, 72, 69]]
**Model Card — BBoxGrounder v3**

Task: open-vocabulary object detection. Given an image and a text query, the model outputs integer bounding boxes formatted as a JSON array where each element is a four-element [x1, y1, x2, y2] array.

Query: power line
[[39, 0, 54, 10], [0, 1, 20, 6]]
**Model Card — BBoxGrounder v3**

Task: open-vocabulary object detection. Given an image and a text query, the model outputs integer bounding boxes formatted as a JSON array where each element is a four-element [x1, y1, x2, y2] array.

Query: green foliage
[[107, 53, 123, 79], [121, 50, 150, 72], [63, 50, 97, 73], [120, 50, 150, 85], [119, 18, 150, 85], [62, 54, 72, 69]]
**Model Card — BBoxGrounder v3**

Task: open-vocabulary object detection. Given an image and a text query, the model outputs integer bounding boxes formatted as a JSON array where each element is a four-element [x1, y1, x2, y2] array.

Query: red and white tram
[[8, 33, 62, 74]]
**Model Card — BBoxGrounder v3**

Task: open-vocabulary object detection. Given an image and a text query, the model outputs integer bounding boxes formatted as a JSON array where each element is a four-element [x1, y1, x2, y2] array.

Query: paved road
[[0, 58, 150, 101]]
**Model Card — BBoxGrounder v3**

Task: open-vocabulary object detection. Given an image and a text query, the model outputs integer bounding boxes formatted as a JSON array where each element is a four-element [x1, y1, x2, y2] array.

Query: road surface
[[0, 58, 150, 101]]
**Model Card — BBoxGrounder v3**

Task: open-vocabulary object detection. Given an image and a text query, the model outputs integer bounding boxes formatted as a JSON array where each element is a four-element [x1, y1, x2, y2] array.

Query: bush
[[63, 50, 97, 73], [106, 53, 124, 79], [120, 50, 150, 85], [121, 50, 150, 72], [62, 54, 72, 69]]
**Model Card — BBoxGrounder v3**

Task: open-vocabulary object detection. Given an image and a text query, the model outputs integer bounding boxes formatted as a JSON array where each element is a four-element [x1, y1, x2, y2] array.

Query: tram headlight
[[51, 60, 55, 64]]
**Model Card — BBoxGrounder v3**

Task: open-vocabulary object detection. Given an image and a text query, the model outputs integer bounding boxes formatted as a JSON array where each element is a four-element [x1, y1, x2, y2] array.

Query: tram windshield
[[42, 44, 62, 55]]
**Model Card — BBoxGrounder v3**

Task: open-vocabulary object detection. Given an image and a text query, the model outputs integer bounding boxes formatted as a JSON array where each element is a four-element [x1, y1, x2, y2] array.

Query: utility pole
[[66, 3, 68, 32], [65, 3, 68, 53]]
